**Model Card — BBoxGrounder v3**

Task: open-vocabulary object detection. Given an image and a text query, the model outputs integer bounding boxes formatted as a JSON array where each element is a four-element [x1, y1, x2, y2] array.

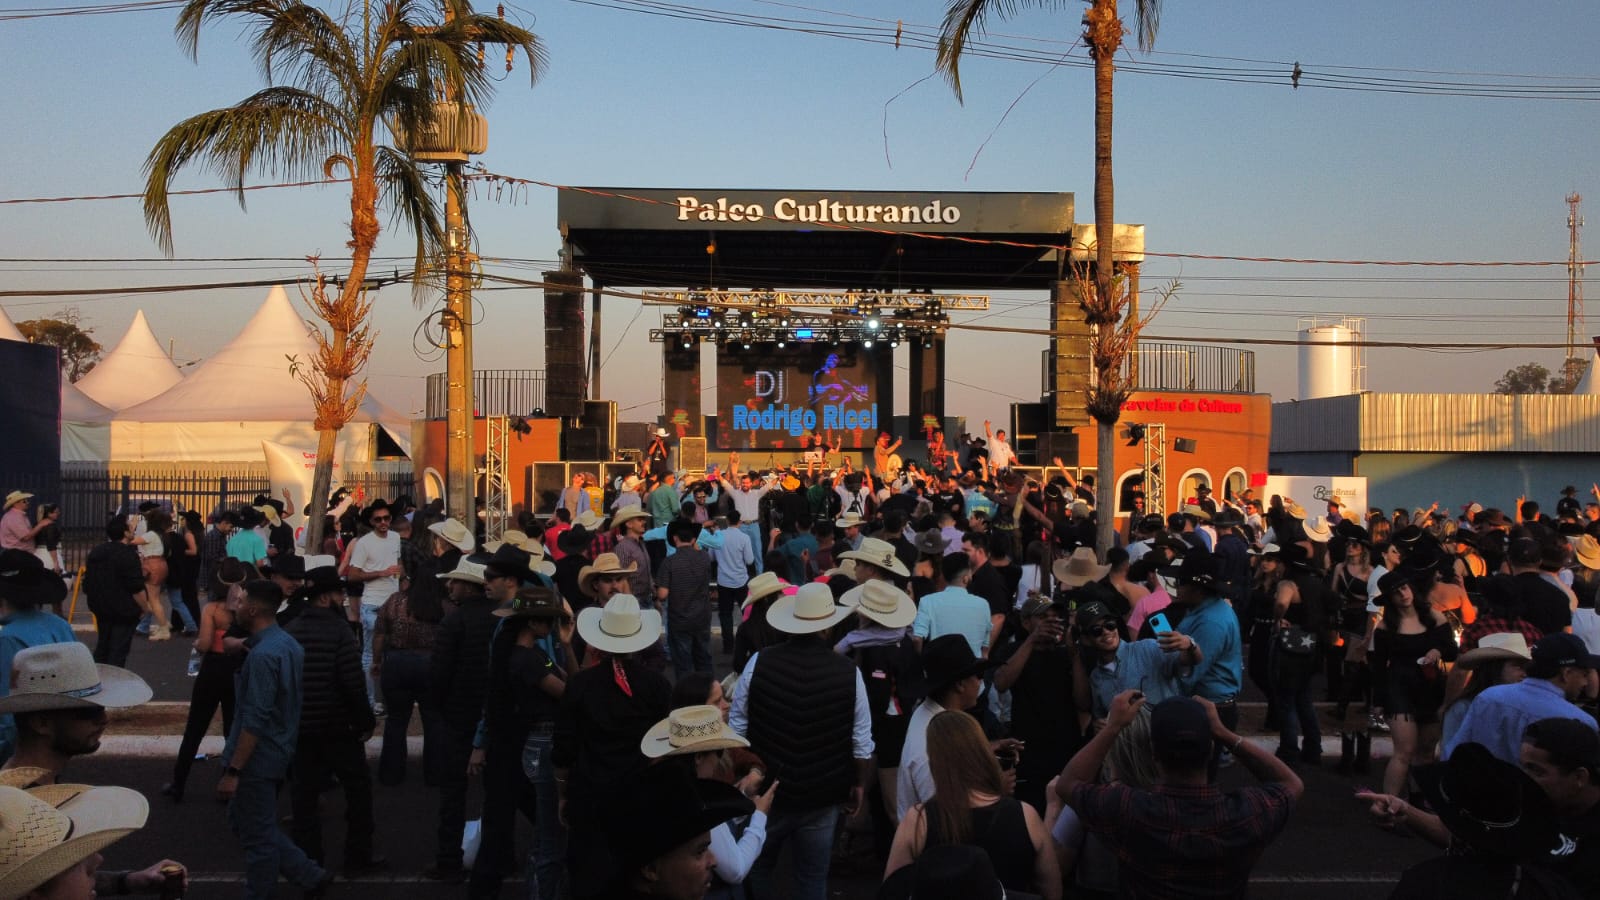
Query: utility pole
[[1569, 192, 1584, 361], [444, 165, 475, 524]]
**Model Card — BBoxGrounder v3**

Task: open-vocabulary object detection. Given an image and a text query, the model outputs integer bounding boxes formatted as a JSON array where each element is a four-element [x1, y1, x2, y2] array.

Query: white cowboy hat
[[436, 556, 487, 585], [765, 582, 852, 635], [302, 554, 336, 570], [523, 542, 557, 577], [1304, 516, 1333, 543], [1457, 632, 1534, 669], [1178, 503, 1212, 522], [574, 509, 609, 531], [740, 571, 787, 609], [821, 559, 858, 582], [428, 518, 476, 554], [609, 507, 649, 530], [3, 491, 32, 509], [0, 784, 148, 899], [640, 705, 751, 759], [838, 537, 910, 578], [841, 579, 915, 630], [654, 427, 669, 438], [1052, 547, 1110, 589], [0, 643, 152, 714], [621, 475, 643, 491], [577, 594, 663, 655], [578, 552, 639, 598], [835, 513, 866, 530]]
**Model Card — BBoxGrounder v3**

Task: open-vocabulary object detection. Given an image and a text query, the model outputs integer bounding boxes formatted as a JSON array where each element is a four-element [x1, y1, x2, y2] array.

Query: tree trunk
[[304, 427, 338, 552], [1091, 0, 1120, 559]]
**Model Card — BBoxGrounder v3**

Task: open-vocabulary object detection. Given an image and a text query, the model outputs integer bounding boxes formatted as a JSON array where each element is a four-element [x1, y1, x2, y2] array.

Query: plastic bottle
[[186, 648, 200, 677]]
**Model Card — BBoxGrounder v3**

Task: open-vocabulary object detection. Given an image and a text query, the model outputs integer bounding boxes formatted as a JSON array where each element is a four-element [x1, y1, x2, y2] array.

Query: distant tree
[[17, 308, 102, 382], [1494, 358, 1588, 395]]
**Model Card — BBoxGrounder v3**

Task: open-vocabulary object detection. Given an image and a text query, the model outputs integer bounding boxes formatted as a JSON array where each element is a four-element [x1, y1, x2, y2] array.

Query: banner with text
[[717, 347, 878, 450]]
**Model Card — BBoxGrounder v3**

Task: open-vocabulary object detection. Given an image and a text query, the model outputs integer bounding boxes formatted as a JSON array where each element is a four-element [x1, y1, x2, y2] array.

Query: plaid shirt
[[1460, 614, 1543, 652], [1071, 780, 1294, 898], [589, 529, 617, 558]]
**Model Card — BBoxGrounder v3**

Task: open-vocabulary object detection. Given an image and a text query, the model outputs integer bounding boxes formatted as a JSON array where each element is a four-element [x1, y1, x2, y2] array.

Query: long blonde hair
[[1105, 706, 1158, 788], [925, 711, 1005, 846]]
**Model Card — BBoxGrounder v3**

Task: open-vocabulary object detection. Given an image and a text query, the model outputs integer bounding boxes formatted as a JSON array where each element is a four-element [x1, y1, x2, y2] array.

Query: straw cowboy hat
[[821, 559, 858, 582], [1285, 500, 1308, 519], [574, 509, 608, 531], [1576, 534, 1600, 570], [640, 704, 751, 759], [620, 475, 643, 492], [0, 784, 148, 899], [840, 579, 915, 629], [482, 529, 528, 554], [576, 594, 662, 655], [0, 642, 152, 715], [1303, 516, 1333, 543], [1456, 632, 1534, 670], [436, 556, 488, 586], [835, 513, 866, 531], [578, 553, 638, 598], [609, 506, 650, 530], [839, 537, 910, 578], [3, 491, 31, 510], [253, 502, 283, 526], [428, 518, 476, 555], [765, 582, 852, 635], [740, 571, 786, 610], [492, 585, 567, 620], [1178, 503, 1212, 522], [1052, 547, 1110, 589]]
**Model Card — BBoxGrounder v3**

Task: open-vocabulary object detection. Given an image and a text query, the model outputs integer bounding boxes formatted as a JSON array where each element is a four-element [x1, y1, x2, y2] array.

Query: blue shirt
[[0, 611, 77, 762], [1176, 596, 1243, 701], [911, 586, 993, 656], [225, 625, 304, 779], [1443, 677, 1598, 765], [713, 526, 755, 588], [780, 533, 819, 585], [226, 530, 268, 565], [1087, 638, 1186, 718]]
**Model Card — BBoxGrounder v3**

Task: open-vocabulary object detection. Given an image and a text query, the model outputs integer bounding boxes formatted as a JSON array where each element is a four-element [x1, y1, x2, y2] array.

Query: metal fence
[[425, 369, 547, 419], [1126, 342, 1256, 394], [8, 461, 416, 570]]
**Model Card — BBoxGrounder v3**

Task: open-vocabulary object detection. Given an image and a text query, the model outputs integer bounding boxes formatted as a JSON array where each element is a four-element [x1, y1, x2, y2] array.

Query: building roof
[[1272, 392, 1600, 454]]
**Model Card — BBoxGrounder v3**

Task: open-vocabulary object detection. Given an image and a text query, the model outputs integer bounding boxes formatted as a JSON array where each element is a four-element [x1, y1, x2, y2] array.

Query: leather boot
[[1337, 733, 1355, 774], [1354, 732, 1372, 774]]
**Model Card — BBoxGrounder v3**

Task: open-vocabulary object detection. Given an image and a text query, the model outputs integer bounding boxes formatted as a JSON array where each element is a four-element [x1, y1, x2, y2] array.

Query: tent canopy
[[74, 310, 184, 411]]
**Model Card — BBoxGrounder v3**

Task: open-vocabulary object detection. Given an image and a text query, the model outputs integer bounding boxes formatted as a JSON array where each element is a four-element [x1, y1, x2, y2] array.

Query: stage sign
[[716, 347, 879, 450]]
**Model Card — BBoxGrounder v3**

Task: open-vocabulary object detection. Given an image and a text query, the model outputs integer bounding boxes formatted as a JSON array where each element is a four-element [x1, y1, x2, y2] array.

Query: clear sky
[[3, 0, 1598, 431]]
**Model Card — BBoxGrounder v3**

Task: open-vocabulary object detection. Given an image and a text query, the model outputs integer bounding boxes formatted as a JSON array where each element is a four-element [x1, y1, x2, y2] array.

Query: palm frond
[[1131, 0, 1161, 52], [374, 146, 444, 305], [142, 87, 344, 254], [252, 2, 359, 100], [936, 0, 1035, 102], [174, 0, 285, 61]]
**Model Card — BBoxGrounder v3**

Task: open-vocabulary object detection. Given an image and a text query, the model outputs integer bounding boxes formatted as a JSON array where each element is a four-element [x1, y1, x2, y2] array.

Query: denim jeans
[[750, 804, 838, 900], [1272, 646, 1321, 759], [379, 650, 442, 786], [668, 622, 714, 678], [739, 524, 764, 573], [228, 774, 325, 900], [165, 587, 199, 632], [360, 604, 380, 706], [522, 732, 566, 900]]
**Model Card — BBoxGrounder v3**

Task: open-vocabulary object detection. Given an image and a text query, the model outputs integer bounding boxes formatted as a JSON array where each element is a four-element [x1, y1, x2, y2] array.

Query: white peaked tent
[[1574, 346, 1600, 395], [111, 286, 413, 462], [74, 310, 184, 411], [0, 306, 113, 460]]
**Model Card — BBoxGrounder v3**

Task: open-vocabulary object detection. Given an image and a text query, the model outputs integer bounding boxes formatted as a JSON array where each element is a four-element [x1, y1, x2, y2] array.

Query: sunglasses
[[370, 515, 391, 523], [1085, 623, 1119, 638], [63, 706, 107, 721], [596, 573, 629, 583]]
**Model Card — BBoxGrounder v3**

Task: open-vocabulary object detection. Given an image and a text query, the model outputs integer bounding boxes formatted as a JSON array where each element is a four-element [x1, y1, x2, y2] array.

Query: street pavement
[[66, 616, 1435, 899]]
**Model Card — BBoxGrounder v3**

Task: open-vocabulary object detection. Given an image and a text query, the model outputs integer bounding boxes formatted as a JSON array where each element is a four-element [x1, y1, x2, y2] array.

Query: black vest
[[747, 639, 857, 811]]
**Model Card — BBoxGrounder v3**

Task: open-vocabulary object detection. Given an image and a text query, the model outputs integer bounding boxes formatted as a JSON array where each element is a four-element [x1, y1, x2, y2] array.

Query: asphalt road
[[68, 618, 1436, 899]]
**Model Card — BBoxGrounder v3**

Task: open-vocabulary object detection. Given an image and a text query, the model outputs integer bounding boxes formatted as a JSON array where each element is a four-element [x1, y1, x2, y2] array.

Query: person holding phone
[[1073, 593, 1201, 728]]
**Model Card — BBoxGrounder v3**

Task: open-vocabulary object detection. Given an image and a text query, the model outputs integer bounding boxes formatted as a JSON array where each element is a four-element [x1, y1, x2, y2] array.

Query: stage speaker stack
[[544, 269, 586, 418], [678, 436, 707, 474], [1037, 432, 1081, 467], [1050, 280, 1092, 430], [564, 427, 601, 460], [581, 400, 617, 459]]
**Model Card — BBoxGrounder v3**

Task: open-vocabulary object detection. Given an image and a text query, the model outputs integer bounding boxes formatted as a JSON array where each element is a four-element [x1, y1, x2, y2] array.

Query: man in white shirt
[[712, 512, 755, 654], [896, 634, 990, 820], [983, 420, 1017, 474], [717, 454, 770, 574], [346, 499, 402, 711]]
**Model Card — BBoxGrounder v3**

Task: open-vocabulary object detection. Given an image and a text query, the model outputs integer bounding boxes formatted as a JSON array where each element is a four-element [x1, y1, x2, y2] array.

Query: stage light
[[1123, 423, 1146, 447], [692, 307, 712, 319], [780, 317, 790, 327], [795, 328, 814, 339], [777, 339, 787, 348], [866, 317, 881, 331], [889, 338, 900, 347], [863, 338, 874, 348]]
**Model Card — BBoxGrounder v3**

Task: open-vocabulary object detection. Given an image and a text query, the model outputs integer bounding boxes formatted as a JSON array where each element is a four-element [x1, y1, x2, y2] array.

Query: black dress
[[1372, 622, 1458, 724], [920, 796, 1036, 894]]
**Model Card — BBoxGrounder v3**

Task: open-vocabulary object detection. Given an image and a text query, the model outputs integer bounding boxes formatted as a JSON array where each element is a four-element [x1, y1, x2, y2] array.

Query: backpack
[[852, 639, 926, 724]]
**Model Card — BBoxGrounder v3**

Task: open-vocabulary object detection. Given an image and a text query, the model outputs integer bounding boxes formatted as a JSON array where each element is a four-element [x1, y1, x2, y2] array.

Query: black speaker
[[582, 400, 617, 458], [1037, 432, 1080, 467], [544, 269, 586, 417], [1174, 438, 1198, 454], [530, 463, 568, 516], [1010, 402, 1048, 438], [564, 427, 601, 461]]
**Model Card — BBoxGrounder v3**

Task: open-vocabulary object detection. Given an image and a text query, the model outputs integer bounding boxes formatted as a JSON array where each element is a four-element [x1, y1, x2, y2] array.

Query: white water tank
[[1299, 324, 1357, 399]]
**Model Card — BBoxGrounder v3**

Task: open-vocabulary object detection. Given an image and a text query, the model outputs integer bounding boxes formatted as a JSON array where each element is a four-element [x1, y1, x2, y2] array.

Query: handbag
[[1274, 624, 1318, 656]]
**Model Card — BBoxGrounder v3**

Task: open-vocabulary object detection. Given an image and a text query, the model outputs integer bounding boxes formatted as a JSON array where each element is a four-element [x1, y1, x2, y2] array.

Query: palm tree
[[938, 0, 1161, 556], [144, 0, 545, 549]]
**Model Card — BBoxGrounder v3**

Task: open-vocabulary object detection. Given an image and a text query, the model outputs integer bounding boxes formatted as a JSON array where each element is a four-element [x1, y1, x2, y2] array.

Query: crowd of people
[[0, 438, 1596, 899]]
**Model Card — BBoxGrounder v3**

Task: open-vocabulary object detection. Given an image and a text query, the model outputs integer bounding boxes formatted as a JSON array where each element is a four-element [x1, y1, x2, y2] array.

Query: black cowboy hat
[[1334, 518, 1368, 541], [556, 526, 595, 556], [1375, 567, 1415, 598], [1415, 742, 1562, 862], [484, 543, 534, 579], [493, 585, 565, 620], [260, 554, 306, 579], [301, 565, 346, 596], [361, 498, 393, 523], [603, 765, 753, 872], [0, 549, 66, 609], [1392, 525, 1426, 547], [1175, 549, 1218, 587], [921, 634, 998, 695]]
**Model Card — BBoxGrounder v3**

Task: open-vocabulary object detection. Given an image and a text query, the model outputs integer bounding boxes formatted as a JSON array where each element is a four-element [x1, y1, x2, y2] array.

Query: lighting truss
[[643, 289, 989, 311]]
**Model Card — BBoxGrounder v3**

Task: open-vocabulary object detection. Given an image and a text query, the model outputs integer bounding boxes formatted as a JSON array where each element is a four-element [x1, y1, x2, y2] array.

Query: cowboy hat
[[578, 553, 638, 598], [1052, 547, 1110, 589], [821, 559, 858, 582], [492, 585, 566, 620], [1285, 501, 1307, 519], [0, 784, 148, 899], [1576, 534, 1600, 570], [481, 528, 528, 553], [1303, 516, 1333, 543], [921, 634, 998, 694], [838, 537, 910, 578], [437, 556, 488, 585], [1456, 632, 1534, 670], [252, 500, 283, 526], [620, 475, 643, 491], [609, 507, 650, 530], [740, 571, 786, 609], [3, 491, 32, 509], [428, 518, 476, 554], [361, 498, 393, 523], [574, 509, 608, 531], [780, 474, 801, 491], [912, 530, 948, 556], [640, 705, 751, 759], [653, 427, 669, 438], [602, 765, 752, 872], [483, 544, 533, 580], [1178, 503, 1212, 522], [840, 579, 915, 629], [1174, 549, 1218, 587], [576, 594, 662, 655], [1415, 743, 1562, 861], [765, 582, 852, 635], [0, 643, 152, 714], [259, 553, 306, 579], [835, 513, 866, 530], [1249, 542, 1282, 557], [300, 565, 346, 596], [556, 527, 595, 556], [0, 550, 66, 610]]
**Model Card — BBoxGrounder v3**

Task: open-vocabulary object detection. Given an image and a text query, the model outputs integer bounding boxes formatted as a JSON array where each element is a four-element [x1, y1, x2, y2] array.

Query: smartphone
[[1149, 612, 1174, 635]]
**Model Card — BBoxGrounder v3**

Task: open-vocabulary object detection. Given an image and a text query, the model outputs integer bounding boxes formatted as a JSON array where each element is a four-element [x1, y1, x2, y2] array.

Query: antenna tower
[[1568, 193, 1585, 360]]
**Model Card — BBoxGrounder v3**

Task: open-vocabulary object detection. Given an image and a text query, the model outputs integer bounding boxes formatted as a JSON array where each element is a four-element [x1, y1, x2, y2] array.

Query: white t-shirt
[[350, 531, 402, 607], [987, 438, 1014, 470], [136, 532, 163, 559]]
